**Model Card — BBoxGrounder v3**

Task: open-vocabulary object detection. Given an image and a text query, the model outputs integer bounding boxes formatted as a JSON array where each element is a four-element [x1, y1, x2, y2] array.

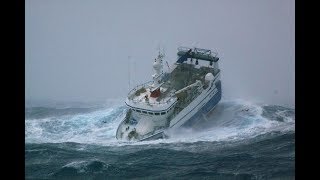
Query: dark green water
[[25, 100, 295, 179]]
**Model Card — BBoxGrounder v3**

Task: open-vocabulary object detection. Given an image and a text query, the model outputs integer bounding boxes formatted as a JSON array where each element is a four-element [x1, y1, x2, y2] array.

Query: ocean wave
[[25, 99, 295, 146]]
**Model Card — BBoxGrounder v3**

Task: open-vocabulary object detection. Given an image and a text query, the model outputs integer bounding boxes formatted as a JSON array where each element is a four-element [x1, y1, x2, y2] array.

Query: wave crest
[[25, 99, 294, 146]]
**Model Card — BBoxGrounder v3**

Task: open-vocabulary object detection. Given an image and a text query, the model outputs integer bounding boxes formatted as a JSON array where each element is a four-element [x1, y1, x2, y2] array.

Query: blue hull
[[182, 80, 222, 127]]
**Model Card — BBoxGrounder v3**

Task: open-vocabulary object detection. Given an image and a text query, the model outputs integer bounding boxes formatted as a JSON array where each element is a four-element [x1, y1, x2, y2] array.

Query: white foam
[[25, 106, 127, 144], [25, 99, 295, 146]]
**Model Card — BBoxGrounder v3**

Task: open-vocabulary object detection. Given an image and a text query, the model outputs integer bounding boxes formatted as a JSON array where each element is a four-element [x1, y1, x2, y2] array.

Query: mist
[[25, 0, 294, 107]]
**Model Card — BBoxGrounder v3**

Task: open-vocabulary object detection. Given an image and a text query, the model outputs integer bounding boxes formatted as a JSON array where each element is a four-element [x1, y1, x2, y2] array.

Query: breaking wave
[[25, 99, 294, 146]]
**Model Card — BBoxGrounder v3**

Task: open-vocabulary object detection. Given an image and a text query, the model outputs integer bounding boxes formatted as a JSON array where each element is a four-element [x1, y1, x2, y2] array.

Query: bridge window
[[155, 112, 160, 115], [161, 112, 166, 115], [136, 110, 141, 113], [142, 111, 147, 114], [148, 112, 153, 115]]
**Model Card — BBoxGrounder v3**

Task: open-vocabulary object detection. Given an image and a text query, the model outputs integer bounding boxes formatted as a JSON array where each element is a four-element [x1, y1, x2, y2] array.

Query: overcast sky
[[25, 0, 295, 107]]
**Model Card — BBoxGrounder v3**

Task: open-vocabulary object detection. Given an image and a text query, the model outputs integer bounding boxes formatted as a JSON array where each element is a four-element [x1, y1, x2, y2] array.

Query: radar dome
[[153, 58, 162, 75], [205, 73, 214, 82]]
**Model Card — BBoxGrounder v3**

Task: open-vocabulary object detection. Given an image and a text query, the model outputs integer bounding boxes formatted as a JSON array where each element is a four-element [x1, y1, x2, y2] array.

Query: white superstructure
[[116, 47, 222, 141]]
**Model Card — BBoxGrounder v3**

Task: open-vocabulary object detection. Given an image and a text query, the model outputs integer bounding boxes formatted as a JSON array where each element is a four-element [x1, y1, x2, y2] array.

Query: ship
[[116, 47, 222, 141]]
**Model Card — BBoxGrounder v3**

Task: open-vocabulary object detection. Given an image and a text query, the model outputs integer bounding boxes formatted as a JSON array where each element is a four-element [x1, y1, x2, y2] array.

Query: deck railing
[[127, 81, 153, 97], [127, 81, 176, 105], [129, 95, 176, 105]]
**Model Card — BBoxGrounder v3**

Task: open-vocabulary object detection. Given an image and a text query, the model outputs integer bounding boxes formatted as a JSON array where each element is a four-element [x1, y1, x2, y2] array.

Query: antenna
[[133, 57, 136, 87], [191, 42, 200, 53], [162, 45, 166, 56], [157, 42, 166, 58], [166, 61, 170, 71], [157, 43, 161, 56], [128, 56, 131, 90]]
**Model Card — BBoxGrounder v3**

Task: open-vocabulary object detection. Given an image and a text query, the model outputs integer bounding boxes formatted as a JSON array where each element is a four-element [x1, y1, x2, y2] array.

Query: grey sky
[[25, 0, 295, 107]]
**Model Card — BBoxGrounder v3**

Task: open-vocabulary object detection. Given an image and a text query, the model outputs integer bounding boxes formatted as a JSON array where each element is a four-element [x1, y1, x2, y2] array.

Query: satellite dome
[[205, 73, 214, 82]]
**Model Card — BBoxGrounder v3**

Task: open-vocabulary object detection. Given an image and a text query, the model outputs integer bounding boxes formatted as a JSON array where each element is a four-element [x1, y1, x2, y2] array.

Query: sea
[[25, 99, 295, 180]]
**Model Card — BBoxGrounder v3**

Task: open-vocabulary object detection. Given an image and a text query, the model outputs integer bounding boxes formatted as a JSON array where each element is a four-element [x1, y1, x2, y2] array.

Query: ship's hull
[[138, 80, 222, 141], [181, 80, 222, 127]]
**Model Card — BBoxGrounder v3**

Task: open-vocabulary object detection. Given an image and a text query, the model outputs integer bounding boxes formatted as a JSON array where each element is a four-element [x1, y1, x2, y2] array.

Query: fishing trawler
[[116, 47, 222, 141]]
